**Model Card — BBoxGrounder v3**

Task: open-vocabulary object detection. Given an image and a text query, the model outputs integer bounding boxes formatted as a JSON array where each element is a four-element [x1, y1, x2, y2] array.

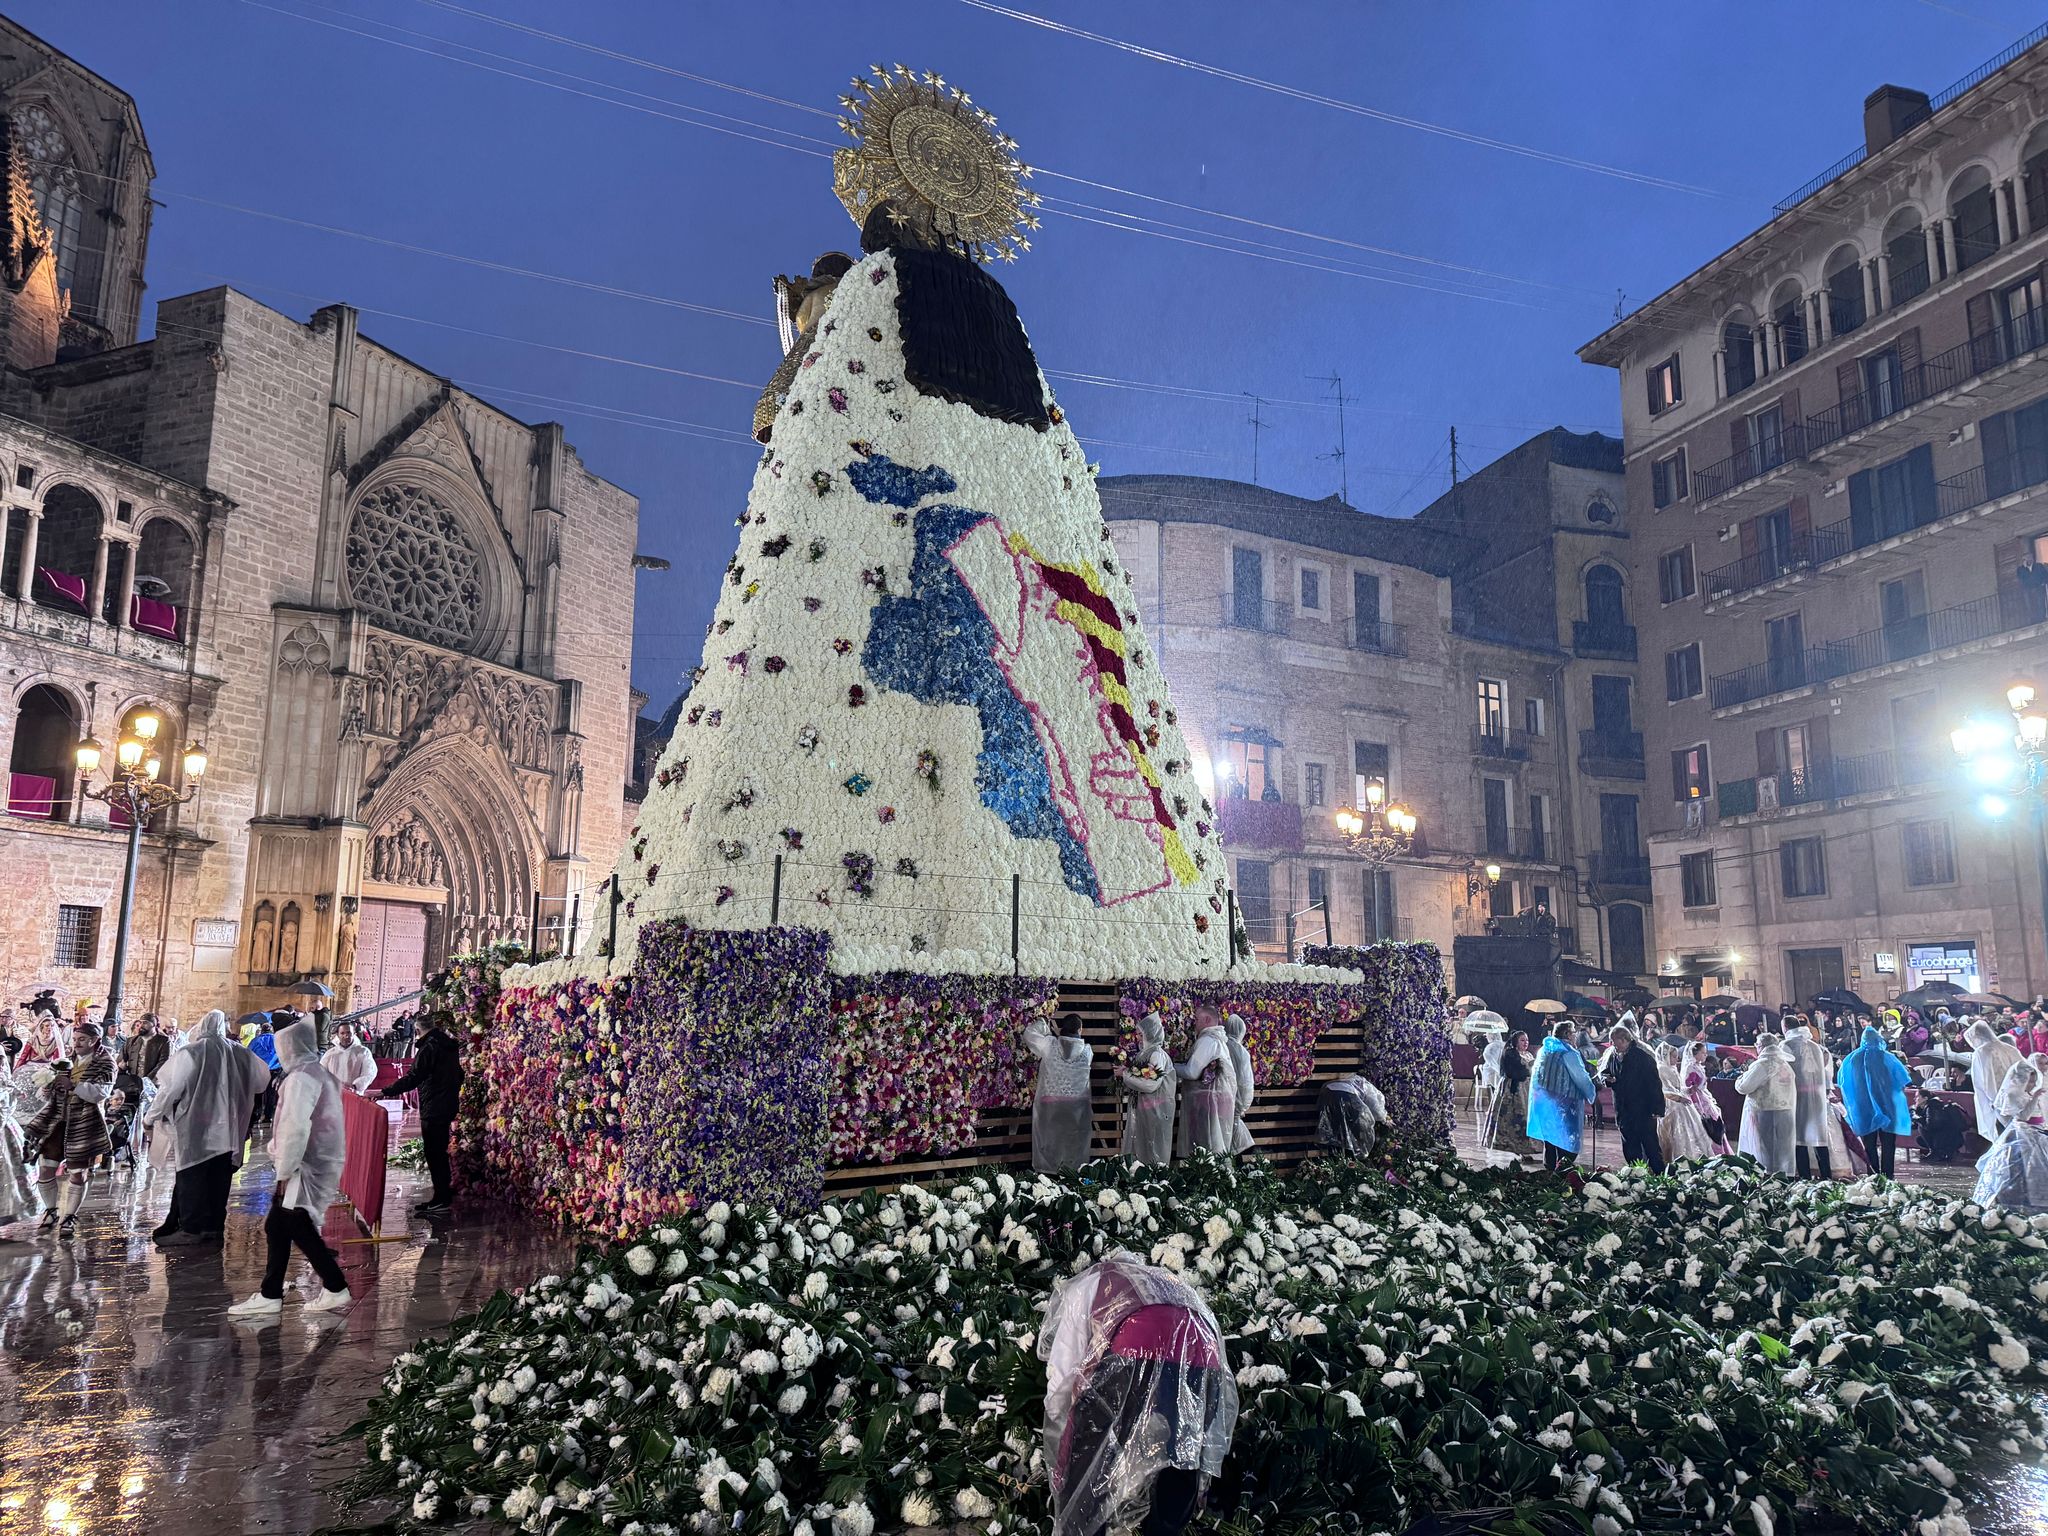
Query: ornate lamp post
[[1951, 679, 2048, 987], [74, 710, 208, 1035], [1465, 860, 1503, 903], [1333, 779, 1417, 866]]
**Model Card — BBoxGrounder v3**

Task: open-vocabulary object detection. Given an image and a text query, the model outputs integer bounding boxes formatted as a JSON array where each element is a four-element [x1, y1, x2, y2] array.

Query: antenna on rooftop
[[1244, 393, 1267, 485], [1310, 370, 1350, 503]]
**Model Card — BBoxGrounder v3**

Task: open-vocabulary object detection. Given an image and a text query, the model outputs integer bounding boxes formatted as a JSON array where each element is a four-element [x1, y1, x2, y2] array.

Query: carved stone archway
[[361, 733, 543, 960]]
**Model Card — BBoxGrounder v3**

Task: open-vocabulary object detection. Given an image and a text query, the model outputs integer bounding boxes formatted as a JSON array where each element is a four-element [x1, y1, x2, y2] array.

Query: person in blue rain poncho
[[1838, 1024, 1913, 1179], [1527, 1021, 1597, 1172]]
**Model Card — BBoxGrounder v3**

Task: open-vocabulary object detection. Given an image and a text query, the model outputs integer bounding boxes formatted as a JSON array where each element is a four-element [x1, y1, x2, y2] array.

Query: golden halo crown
[[833, 65, 1041, 264]]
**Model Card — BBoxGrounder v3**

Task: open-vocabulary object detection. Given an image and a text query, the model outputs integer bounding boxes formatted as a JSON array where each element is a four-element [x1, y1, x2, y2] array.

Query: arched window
[[2024, 126, 2048, 244], [1608, 903, 1647, 976], [133, 517, 196, 639], [1883, 208, 1929, 305], [1770, 280, 1808, 365], [1722, 314, 1757, 396], [7, 683, 78, 821], [1950, 166, 1999, 273], [13, 106, 84, 293], [33, 483, 100, 613], [1824, 245, 1866, 337], [1583, 565, 1627, 630], [344, 481, 487, 652]]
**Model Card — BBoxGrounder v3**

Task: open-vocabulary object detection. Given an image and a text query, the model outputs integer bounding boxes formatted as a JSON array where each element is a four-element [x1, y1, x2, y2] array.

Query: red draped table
[[339, 1088, 391, 1231]]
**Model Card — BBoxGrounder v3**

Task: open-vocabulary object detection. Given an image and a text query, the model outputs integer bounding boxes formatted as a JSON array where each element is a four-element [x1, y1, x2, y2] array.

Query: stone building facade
[[0, 18, 640, 1021], [1581, 26, 2048, 1005], [1104, 442, 1643, 982]]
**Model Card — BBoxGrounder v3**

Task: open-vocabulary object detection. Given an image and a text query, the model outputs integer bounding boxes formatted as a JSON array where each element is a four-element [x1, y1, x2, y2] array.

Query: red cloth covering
[[129, 594, 181, 639], [339, 1087, 390, 1231], [36, 567, 86, 609], [6, 772, 56, 819]]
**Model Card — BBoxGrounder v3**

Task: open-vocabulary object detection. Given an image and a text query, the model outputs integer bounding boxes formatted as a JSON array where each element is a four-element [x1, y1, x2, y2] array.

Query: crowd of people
[[1464, 996, 2048, 1208], [1019, 1004, 1392, 1174], [0, 988, 467, 1309]]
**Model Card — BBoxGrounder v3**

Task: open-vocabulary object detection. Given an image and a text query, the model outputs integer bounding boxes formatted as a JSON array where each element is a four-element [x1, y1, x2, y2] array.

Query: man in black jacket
[[1605, 1024, 1668, 1173], [380, 1011, 464, 1215]]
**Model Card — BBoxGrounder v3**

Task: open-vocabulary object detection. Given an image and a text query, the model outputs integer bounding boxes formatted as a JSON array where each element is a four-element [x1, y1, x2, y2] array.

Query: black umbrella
[[1809, 988, 1873, 1015], [1895, 981, 1969, 1011]]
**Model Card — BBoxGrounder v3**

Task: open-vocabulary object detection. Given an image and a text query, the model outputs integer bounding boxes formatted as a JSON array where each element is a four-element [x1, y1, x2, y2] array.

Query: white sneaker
[[306, 1286, 352, 1314], [225, 1292, 283, 1319]]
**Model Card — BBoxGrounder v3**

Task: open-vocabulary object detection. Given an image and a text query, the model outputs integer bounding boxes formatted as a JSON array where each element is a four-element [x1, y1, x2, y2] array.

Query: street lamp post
[[1465, 860, 1503, 904], [74, 711, 208, 1035], [1333, 778, 1418, 866], [1951, 680, 2048, 991]]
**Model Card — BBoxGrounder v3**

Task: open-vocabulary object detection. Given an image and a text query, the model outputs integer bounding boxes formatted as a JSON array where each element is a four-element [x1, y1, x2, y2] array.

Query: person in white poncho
[[0, 1047, 39, 1241], [228, 1019, 352, 1317], [1223, 1014, 1255, 1153], [1735, 1033, 1798, 1175], [1173, 1006, 1238, 1157], [1022, 1013, 1095, 1173], [1965, 1020, 2025, 1141], [1119, 1013, 1175, 1167], [145, 1010, 271, 1247], [1974, 1053, 2048, 1212], [319, 1023, 377, 1095], [1782, 1023, 1834, 1180]]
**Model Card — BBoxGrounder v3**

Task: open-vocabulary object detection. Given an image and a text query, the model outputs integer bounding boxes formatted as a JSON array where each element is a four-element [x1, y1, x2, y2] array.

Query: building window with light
[[1476, 679, 1506, 740], [1218, 728, 1278, 800], [1672, 743, 1712, 803]]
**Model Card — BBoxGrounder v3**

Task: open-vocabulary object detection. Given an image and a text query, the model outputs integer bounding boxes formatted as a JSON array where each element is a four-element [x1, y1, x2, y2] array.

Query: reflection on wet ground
[[2, 1105, 2040, 1534], [0, 1130, 573, 1534]]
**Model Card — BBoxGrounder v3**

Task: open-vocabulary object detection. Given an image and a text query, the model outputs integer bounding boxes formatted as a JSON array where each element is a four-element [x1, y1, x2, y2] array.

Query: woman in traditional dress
[[1680, 1041, 1732, 1154], [20, 1022, 114, 1236], [0, 1046, 40, 1240], [1974, 1053, 2048, 1211], [1118, 1012, 1175, 1167], [1734, 1033, 1798, 1175], [1657, 1043, 1720, 1162], [1494, 1032, 1537, 1163], [1021, 1013, 1094, 1173]]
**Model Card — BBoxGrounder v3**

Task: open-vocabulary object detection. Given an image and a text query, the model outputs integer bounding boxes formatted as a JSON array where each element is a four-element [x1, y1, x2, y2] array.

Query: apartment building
[[1580, 26, 2048, 1005], [1102, 446, 1642, 983]]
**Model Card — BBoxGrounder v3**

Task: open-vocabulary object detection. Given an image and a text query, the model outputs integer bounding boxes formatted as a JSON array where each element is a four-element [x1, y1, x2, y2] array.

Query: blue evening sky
[[18, 0, 2041, 702]]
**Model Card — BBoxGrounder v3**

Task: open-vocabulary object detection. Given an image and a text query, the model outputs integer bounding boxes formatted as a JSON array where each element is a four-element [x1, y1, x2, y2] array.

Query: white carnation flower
[[900, 1491, 941, 1528], [625, 1246, 656, 1277], [953, 1487, 996, 1519]]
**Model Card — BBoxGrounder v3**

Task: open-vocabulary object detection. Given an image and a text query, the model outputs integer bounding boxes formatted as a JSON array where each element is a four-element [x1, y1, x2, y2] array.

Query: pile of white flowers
[[357, 1156, 2048, 1535]]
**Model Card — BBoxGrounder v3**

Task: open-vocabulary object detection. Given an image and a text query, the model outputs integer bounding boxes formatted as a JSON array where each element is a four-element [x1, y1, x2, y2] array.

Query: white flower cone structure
[[620, 249, 1243, 979]]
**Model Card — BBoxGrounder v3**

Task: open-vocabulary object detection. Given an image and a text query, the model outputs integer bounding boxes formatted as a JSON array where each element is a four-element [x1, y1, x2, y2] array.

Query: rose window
[[344, 483, 486, 651]]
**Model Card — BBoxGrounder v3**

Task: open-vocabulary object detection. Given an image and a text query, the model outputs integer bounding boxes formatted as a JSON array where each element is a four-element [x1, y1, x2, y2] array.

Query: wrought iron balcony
[[1475, 823, 1549, 862], [1715, 749, 1950, 819], [1691, 421, 1808, 503], [1589, 852, 1651, 889], [1709, 589, 2048, 710], [1471, 726, 1531, 761], [1221, 593, 1292, 636], [1576, 729, 1645, 780], [1570, 621, 1637, 660], [1349, 618, 1407, 657]]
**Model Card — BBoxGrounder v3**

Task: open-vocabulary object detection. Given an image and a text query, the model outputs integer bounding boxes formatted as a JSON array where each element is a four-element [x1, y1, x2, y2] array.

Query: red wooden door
[[357, 900, 430, 1014]]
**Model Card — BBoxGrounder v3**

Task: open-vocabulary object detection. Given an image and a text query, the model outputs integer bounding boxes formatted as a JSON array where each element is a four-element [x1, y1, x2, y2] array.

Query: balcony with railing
[[1704, 444, 2048, 604], [1588, 851, 1651, 889], [1471, 725, 1532, 762], [1570, 620, 1637, 660], [1216, 794, 1304, 853], [1475, 823, 1550, 862], [1708, 588, 2048, 710], [1349, 617, 1407, 657], [1691, 304, 2048, 506], [1576, 728, 1645, 780], [1222, 593, 1292, 636], [1715, 749, 1948, 819]]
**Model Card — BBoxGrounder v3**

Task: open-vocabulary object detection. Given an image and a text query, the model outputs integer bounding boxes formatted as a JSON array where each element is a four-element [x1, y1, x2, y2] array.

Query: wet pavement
[[0, 1120, 574, 1535], [0, 1102, 2038, 1535]]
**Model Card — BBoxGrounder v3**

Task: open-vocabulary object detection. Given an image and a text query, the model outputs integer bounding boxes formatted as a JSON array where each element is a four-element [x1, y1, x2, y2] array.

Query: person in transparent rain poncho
[[1735, 1033, 1799, 1175], [1038, 1250, 1239, 1536], [0, 1045, 41, 1240], [228, 1020, 352, 1318], [1782, 1021, 1835, 1180], [1022, 1013, 1095, 1174], [1316, 1068, 1388, 1158], [1173, 1006, 1239, 1158], [1972, 1052, 2048, 1212], [1119, 1012, 1176, 1167], [1965, 1020, 2025, 1141], [1223, 1014, 1256, 1154], [144, 1010, 271, 1247]]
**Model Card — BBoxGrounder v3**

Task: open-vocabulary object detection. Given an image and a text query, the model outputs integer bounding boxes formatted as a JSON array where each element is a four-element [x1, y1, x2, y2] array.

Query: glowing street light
[[1333, 779, 1417, 866]]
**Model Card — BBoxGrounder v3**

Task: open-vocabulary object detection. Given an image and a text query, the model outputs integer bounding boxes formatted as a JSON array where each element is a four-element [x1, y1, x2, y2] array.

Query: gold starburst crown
[[833, 65, 1041, 263]]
